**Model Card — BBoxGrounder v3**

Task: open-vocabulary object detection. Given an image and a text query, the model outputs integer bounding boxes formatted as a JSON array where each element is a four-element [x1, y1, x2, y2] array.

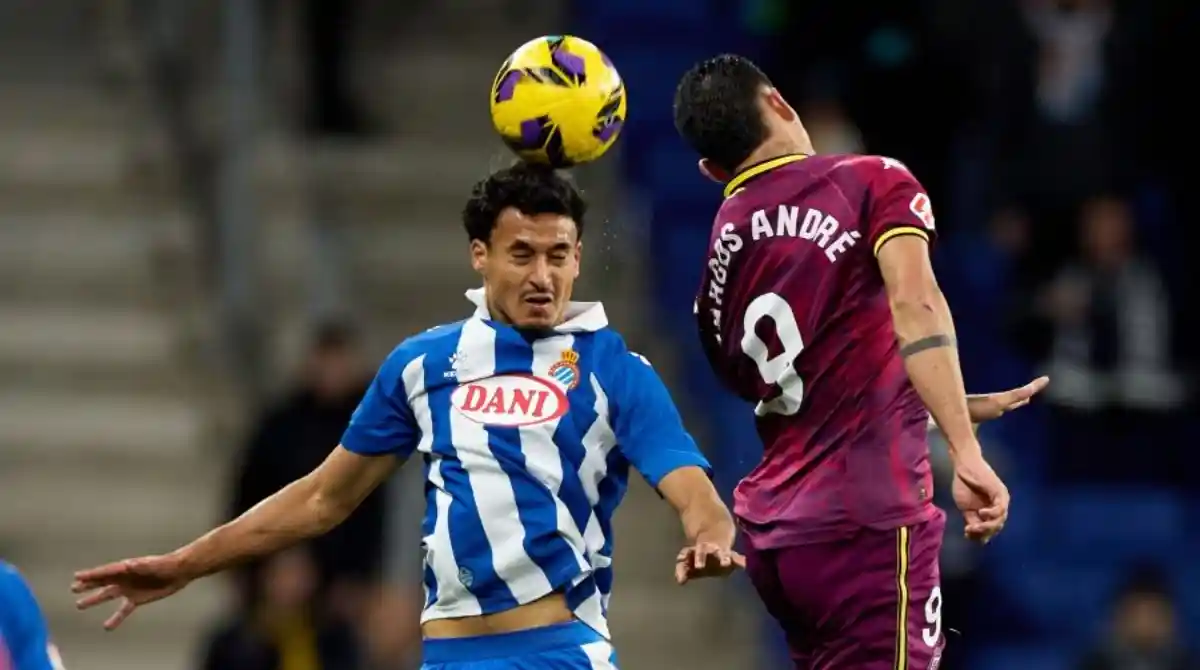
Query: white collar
[[464, 287, 608, 333]]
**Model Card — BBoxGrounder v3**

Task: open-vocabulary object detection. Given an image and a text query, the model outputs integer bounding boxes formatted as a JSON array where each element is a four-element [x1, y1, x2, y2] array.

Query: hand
[[674, 542, 745, 585], [967, 376, 1050, 424], [951, 451, 1010, 544], [72, 553, 194, 630]]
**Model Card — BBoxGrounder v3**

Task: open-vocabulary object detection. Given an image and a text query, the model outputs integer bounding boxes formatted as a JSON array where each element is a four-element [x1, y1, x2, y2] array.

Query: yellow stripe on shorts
[[895, 526, 911, 670]]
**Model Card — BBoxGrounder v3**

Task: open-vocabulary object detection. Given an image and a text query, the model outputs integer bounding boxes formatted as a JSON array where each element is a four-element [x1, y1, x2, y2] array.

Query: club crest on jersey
[[450, 374, 568, 427], [546, 349, 580, 390], [910, 192, 935, 230]]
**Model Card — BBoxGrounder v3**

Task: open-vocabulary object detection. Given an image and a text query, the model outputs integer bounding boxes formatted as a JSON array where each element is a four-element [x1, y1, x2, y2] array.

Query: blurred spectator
[[1015, 196, 1186, 484], [799, 98, 864, 155], [199, 547, 361, 670], [229, 320, 382, 615], [301, 0, 372, 137], [1076, 567, 1199, 670], [358, 585, 422, 670], [987, 0, 1152, 280], [766, 0, 972, 216]]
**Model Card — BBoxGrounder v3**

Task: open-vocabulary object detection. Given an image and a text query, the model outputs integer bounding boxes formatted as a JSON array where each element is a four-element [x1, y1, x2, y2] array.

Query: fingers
[[675, 561, 689, 585], [985, 376, 1051, 418], [675, 548, 692, 584], [965, 518, 1005, 543], [103, 598, 137, 631], [675, 544, 744, 584], [1006, 376, 1051, 407], [73, 560, 131, 586], [694, 542, 733, 570], [75, 585, 122, 611], [1025, 376, 1050, 395], [964, 504, 1009, 543]]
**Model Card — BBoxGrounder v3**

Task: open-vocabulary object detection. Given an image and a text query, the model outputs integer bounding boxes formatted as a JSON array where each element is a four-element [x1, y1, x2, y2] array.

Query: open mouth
[[524, 295, 553, 308]]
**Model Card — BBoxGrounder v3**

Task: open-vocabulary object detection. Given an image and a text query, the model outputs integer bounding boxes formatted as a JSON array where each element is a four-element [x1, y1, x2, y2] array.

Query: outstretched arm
[[72, 448, 400, 629], [177, 447, 397, 578], [607, 349, 741, 583], [658, 467, 735, 548], [878, 235, 977, 455], [658, 466, 741, 584], [927, 376, 1051, 432], [75, 345, 423, 629]]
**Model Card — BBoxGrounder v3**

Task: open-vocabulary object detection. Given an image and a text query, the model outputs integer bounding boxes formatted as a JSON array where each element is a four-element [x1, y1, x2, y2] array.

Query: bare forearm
[[892, 291, 978, 455], [679, 492, 736, 548], [659, 467, 737, 547], [175, 475, 345, 578]]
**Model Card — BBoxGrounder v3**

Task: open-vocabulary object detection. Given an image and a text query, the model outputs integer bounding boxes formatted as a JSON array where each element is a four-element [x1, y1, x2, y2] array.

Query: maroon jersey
[[695, 153, 940, 549]]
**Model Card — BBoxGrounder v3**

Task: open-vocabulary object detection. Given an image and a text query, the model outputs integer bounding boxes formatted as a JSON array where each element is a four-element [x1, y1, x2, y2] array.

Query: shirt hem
[[738, 504, 941, 549]]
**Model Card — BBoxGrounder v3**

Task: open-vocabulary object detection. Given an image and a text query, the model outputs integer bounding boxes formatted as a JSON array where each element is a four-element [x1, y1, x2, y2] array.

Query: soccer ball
[[489, 35, 626, 168]]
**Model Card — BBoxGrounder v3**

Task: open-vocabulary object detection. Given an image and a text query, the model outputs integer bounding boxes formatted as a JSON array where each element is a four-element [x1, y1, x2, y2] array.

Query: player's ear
[[698, 158, 729, 184], [764, 87, 798, 122], [573, 241, 582, 278], [469, 239, 488, 274]]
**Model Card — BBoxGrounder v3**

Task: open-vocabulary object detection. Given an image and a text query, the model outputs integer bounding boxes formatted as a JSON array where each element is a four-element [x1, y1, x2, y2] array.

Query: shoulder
[[587, 330, 656, 381], [396, 320, 468, 356], [0, 562, 33, 600], [367, 320, 468, 397], [586, 328, 647, 365], [844, 155, 925, 189], [385, 320, 468, 368], [0, 562, 41, 622]]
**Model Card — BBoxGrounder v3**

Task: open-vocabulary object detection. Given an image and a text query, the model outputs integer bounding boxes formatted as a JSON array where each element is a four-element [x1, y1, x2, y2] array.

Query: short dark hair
[[1115, 565, 1172, 604], [673, 54, 773, 174], [311, 318, 359, 354], [462, 162, 587, 244]]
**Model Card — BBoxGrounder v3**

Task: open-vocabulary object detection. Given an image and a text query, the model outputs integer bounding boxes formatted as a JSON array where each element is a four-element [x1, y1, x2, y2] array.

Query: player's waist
[[734, 499, 939, 547], [423, 591, 575, 639], [422, 619, 605, 664]]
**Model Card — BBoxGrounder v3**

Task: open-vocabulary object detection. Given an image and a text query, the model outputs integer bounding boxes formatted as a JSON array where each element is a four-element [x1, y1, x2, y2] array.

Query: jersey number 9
[[741, 293, 806, 416]]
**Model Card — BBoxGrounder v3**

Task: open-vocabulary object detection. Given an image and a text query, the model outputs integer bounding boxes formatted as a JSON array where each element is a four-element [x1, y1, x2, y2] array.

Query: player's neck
[[736, 139, 812, 175]]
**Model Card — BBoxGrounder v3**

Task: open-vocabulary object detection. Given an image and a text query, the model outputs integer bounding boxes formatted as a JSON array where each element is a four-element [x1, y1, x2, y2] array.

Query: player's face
[[471, 207, 581, 329]]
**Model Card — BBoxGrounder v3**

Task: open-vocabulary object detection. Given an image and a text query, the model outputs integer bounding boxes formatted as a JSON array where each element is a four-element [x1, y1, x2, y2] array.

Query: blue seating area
[[570, 3, 1198, 667]]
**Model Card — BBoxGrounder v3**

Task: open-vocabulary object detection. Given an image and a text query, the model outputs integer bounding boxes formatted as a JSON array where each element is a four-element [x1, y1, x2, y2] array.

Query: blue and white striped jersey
[[0, 562, 64, 670], [342, 289, 710, 639]]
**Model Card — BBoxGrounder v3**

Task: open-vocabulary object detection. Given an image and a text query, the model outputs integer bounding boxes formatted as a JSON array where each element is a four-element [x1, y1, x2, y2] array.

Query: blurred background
[[0, 0, 1196, 669]]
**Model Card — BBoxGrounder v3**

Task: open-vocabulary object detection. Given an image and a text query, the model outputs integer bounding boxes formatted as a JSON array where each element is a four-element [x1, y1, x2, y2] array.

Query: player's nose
[[527, 258, 553, 289]]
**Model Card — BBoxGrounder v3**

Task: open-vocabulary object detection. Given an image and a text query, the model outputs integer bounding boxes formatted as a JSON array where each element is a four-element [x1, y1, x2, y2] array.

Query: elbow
[[303, 476, 354, 533], [889, 288, 948, 338], [889, 292, 939, 319]]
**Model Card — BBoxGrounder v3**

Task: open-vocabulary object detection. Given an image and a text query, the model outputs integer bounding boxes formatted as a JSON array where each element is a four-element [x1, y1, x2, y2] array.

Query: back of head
[[462, 161, 588, 244], [673, 54, 773, 174]]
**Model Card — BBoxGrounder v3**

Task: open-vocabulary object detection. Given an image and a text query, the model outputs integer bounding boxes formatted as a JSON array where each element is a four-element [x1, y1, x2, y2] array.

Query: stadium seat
[[574, 0, 713, 27], [606, 46, 714, 122], [969, 644, 1074, 670], [979, 483, 1042, 564], [1174, 563, 1200, 641], [645, 140, 713, 202], [998, 562, 1117, 642], [1042, 488, 1185, 566]]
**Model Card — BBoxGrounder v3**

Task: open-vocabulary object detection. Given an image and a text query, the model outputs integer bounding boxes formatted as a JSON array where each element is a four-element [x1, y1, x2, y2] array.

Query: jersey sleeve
[[340, 344, 422, 457], [865, 156, 938, 256], [606, 349, 712, 488], [0, 566, 61, 670]]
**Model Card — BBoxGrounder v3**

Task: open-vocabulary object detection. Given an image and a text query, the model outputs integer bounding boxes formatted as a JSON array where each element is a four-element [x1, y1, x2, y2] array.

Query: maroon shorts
[[744, 512, 947, 670]]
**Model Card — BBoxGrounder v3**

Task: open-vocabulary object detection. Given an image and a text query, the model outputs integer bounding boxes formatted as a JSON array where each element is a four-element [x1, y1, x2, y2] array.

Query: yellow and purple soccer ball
[[489, 35, 626, 168]]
